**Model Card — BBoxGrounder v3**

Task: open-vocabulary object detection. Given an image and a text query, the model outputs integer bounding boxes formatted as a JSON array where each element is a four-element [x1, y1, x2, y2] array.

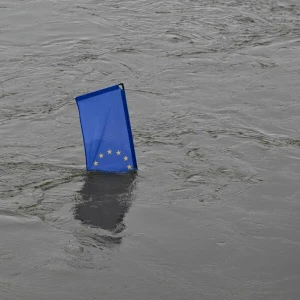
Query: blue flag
[[75, 84, 137, 173]]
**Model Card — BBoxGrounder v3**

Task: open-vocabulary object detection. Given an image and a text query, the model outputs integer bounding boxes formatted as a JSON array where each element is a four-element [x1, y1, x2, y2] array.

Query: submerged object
[[75, 83, 137, 172]]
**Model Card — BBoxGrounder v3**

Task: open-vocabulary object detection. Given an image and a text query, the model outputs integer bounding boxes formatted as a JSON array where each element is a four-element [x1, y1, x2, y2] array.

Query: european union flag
[[75, 83, 137, 173]]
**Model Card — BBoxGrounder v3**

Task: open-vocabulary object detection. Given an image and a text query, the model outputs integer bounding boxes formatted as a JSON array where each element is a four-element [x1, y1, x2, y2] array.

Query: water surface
[[1, 0, 300, 299]]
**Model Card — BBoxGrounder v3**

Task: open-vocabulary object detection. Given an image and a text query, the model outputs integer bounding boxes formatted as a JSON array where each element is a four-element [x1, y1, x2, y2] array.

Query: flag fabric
[[75, 83, 137, 173]]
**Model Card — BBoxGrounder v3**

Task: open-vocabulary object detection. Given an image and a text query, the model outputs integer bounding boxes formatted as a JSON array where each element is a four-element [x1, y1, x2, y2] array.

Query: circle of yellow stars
[[93, 149, 132, 170]]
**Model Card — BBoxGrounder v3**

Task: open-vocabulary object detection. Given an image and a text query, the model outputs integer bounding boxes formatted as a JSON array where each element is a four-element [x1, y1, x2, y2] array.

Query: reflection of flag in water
[[75, 172, 136, 233], [75, 83, 137, 172]]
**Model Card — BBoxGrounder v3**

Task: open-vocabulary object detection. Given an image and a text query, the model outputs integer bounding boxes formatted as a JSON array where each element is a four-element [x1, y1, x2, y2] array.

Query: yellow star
[[116, 150, 121, 155], [94, 161, 98, 166], [127, 164, 132, 170], [124, 156, 128, 161], [99, 153, 103, 158], [107, 149, 112, 155]]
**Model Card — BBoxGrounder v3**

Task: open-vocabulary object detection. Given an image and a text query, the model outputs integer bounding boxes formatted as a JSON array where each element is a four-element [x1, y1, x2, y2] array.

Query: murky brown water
[[1, 0, 300, 299]]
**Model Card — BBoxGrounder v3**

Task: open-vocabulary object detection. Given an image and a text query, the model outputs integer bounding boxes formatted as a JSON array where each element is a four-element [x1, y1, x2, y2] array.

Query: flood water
[[1, 0, 300, 299]]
